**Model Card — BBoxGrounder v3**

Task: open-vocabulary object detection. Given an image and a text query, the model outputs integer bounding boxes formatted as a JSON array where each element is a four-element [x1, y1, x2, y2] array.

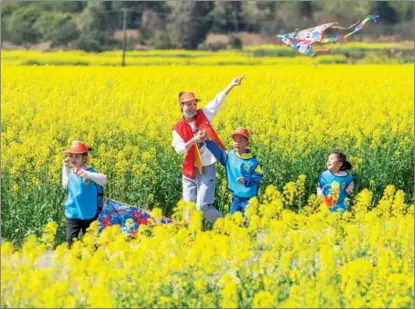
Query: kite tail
[[311, 48, 331, 57], [321, 15, 379, 44], [330, 21, 360, 31], [321, 35, 345, 44]]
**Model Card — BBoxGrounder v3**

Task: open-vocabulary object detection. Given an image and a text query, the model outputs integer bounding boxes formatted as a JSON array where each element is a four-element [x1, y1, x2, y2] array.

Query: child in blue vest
[[317, 152, 354, 213], [62, 141, 107, 246], [201, 127, 264, 216]]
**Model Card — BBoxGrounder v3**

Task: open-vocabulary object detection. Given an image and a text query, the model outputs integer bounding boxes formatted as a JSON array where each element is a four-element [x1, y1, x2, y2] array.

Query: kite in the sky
[[276, 15, 379, 57]]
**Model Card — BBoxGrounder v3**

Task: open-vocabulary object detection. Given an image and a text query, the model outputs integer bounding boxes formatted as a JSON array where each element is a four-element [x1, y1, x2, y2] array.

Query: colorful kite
[[276, 15, 379, 56], [98, 199, 173, 236]]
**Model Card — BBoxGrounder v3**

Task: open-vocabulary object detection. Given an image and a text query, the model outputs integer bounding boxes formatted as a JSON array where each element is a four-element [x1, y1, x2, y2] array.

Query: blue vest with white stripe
[[227, 150, 260, 198]]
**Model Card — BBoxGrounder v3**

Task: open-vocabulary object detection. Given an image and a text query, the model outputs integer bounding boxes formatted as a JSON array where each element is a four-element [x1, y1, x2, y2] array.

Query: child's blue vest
[[65, 167, 104, 220], [227, 150, 260, 198], [318, 170, 353, 212]]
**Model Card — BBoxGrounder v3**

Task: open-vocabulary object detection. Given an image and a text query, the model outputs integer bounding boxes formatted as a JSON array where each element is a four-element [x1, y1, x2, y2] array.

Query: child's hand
[[75, 168, 82, 177], [230, 76, 244, 88], [236, 177, 245, 184], [63, 158, 70, 168], [193, 130, 207, 143], [75, 168, 89, 179]]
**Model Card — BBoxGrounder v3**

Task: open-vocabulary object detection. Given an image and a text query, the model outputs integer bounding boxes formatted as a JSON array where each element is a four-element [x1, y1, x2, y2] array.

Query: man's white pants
[[182, 163, 222, 223]]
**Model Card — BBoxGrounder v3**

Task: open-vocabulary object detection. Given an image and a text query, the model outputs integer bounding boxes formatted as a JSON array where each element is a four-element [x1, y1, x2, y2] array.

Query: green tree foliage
[[210, 1, 244, 33], [5, 5, 44, 45], [1, 1, 413, 50], [228, 34, 243, 50], [33, 13, 80, 47], [154, 30, 172, 49], [371, 1, 398, 24], [167, 1, 214, 49]]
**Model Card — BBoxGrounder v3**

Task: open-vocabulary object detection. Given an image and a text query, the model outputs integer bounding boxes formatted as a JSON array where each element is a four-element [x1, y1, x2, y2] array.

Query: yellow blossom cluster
[[2, 186, 413, 308]]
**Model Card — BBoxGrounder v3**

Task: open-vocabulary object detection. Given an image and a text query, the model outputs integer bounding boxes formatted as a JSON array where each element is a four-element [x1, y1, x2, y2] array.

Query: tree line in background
[[1, 1, 414, 52]]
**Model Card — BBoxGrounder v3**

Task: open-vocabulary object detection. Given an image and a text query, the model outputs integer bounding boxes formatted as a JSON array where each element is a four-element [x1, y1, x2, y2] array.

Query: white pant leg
[[196, 164, 222, 223]]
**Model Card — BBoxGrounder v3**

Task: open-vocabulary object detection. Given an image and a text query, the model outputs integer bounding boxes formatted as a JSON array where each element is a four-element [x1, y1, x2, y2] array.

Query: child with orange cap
[[201, 127, 264, 216], [172, 76, 244, 223], [62, 141, 107, 246]]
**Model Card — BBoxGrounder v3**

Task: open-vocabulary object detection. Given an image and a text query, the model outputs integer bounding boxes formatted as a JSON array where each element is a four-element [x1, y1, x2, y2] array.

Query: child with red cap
[[172, 76, 244, 223], [62, 141, 107, 246], [201, 127, 264, 216]]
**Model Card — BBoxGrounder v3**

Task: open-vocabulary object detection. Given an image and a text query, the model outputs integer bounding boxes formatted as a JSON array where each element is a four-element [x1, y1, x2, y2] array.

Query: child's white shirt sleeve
[[62, 167, 69, 189], [202, 91, 227, 122], [84, 170, 107, 185]]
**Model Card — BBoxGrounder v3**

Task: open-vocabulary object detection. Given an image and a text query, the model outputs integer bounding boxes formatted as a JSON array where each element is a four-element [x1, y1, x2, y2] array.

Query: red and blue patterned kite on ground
[[98, 199, 173, 235], [276, 15, 379, 57]]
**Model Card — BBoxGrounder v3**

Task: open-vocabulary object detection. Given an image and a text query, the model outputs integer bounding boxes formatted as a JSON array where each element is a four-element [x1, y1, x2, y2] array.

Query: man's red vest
[[173, 110, 226, 179]]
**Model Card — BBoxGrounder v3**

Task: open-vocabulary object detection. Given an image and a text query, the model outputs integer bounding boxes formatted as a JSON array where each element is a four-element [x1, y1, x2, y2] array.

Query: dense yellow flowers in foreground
[[2, 185, 414, 308]]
